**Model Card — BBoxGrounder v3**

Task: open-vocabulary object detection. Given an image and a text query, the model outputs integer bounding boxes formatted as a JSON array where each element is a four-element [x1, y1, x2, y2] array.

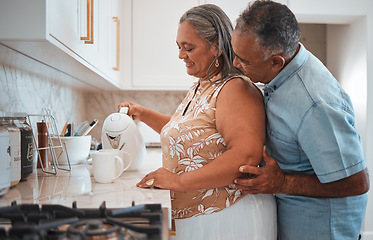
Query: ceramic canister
[[1, 116, 21, 187], [0, 124, 11, 197]]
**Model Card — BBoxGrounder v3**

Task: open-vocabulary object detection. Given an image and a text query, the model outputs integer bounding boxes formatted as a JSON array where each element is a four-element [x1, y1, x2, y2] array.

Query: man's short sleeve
[[297, 102, 365, 183]]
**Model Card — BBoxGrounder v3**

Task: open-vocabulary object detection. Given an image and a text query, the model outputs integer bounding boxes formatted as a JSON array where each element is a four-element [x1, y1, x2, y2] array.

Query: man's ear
[[271, 55, 286, 72]]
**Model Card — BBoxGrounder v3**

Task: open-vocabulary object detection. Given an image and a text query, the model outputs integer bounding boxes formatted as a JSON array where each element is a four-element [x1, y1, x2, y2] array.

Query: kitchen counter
[[0, 148, 169, 210]]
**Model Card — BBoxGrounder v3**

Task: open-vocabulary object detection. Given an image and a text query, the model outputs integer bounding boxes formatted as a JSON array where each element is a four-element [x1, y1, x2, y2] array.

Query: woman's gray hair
[[235, 0, 300, 58], [180, 4, 242, 82]]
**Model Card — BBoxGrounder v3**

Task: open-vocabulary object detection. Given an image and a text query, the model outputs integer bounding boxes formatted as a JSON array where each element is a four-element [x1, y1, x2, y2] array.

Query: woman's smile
[[185, 61, 195, 68], [176, 21, 217, 79]]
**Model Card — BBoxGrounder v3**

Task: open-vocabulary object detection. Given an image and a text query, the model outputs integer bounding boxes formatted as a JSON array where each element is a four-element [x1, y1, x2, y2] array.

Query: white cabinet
[[48, 0, 100, 69], [0, 0, 122, 89], [96, 0, 122, 86], [122, 0, 199, 90], [122, 0, 287, 90]]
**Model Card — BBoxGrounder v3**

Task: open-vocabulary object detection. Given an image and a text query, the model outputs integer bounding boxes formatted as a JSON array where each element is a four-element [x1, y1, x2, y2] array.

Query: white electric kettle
[[101, 107, 146, 170]]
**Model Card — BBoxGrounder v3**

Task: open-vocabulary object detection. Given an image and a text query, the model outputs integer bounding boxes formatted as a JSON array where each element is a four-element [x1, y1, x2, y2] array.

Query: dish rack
[[27, 109, 71, 175]]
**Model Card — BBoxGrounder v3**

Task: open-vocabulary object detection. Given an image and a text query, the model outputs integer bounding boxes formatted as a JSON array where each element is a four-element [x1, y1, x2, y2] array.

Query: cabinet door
[[48, 0, 100, 66], [96, 0, 121, 85], [130, 0, 199, 90]]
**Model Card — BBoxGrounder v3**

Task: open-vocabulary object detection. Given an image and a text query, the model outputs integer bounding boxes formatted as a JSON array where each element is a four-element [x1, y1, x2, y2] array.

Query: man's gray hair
[[235, 0, 300, 58]]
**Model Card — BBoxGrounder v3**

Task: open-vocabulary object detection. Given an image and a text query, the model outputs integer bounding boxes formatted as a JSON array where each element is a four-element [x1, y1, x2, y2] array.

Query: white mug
[[91, 149, 131, 183], [99, 149, 132, 172]]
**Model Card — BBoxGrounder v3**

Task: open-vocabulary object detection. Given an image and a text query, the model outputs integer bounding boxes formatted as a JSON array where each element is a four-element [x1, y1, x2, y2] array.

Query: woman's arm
[[118, 101, 171, 134], [137, 78, 266, 191]]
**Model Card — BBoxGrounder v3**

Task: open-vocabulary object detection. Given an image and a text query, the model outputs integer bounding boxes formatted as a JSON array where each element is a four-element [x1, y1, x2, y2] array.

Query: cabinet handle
[[113, 17, 120, 71], [80, 0, 90, 41], [80, 0, 94, 44]]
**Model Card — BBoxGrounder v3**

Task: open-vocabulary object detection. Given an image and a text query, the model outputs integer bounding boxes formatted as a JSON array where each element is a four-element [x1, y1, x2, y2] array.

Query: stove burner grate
[[0, 201, 163, 240]]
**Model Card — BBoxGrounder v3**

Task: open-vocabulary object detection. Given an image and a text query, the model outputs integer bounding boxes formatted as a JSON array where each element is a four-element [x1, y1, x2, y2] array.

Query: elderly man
[[232, 1, 369, 239]]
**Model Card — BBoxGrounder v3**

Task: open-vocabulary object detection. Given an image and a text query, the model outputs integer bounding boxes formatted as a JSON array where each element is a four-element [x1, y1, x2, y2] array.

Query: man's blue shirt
[[263, 44, 368, 239]]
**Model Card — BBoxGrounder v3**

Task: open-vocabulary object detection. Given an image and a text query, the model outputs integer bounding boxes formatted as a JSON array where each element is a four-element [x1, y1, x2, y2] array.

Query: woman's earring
[[215, 59, 219, 67]]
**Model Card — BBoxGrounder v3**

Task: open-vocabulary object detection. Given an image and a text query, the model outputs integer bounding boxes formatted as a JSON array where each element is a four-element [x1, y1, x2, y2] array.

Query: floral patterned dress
[[160, 74, 250, 220]]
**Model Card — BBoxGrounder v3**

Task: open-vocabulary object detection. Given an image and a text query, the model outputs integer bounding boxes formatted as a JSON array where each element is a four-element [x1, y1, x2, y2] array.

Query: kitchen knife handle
[[113, 17, 120, 71]]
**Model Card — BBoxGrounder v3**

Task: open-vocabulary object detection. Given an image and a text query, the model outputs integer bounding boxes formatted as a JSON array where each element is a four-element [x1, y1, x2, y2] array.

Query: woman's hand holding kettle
[[117, 101, 145, 121], [117, 101, 171, 134]]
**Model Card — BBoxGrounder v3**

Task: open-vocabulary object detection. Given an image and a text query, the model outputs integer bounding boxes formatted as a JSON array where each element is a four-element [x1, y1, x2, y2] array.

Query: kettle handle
[[119, 107, 129, 114]]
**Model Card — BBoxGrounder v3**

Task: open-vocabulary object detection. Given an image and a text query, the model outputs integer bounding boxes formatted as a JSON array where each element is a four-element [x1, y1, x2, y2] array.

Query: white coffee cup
[[99, 149, 132, 171], [91, 149, 131, 183]]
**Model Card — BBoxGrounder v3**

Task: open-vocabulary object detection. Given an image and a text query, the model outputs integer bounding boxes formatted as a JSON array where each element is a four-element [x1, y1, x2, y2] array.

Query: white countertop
[[0, 148, 170, 210]]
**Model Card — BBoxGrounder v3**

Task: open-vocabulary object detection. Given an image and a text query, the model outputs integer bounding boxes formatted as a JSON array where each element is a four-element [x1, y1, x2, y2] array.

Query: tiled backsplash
[[0, 44, 86, 129], [0, 44, 187, 144]]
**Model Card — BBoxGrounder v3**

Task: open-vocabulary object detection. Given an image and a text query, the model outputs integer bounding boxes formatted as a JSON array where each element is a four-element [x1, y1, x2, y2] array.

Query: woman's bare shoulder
[[222, 76, 263, 102]]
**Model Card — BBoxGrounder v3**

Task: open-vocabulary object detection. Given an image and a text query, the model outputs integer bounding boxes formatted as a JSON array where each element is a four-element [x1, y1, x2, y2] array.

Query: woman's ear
[[211, 39, 223, 56]]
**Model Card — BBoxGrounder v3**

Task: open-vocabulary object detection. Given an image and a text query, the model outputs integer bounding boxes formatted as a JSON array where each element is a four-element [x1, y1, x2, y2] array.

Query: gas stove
[[0, 201, 166, 240]]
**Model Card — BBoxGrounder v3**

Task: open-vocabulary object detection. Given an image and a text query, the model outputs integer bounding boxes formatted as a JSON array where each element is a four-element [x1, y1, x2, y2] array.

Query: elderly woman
[[118, 4, 276, 240]]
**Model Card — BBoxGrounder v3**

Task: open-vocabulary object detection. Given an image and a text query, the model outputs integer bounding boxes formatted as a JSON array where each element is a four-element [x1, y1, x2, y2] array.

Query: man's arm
[[234, 146, 370, 197]]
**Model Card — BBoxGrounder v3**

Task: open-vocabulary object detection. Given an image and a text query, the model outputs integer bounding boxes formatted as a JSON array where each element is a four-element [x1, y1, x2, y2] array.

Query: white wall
[[364, 10, 373, 239], [326, 20, 367, 146]]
